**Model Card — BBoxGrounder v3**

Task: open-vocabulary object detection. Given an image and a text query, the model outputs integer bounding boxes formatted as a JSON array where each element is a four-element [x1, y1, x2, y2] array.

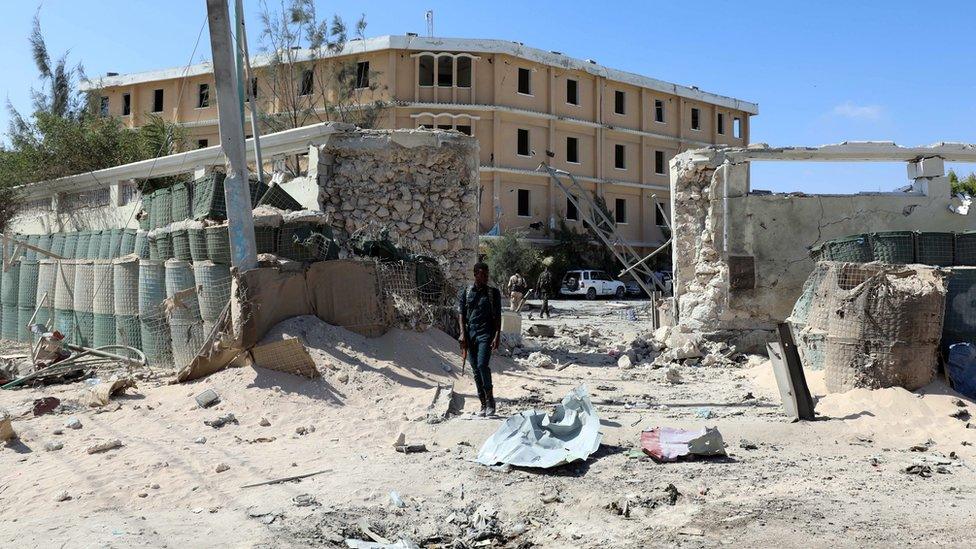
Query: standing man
[[459, 262, 502, 417], [507, 271, 526, 311], [536, 263, 553, 319]]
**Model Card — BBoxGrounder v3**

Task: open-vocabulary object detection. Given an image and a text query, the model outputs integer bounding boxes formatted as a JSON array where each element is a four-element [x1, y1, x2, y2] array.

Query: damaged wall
[[313, 129, 480, 284], [670, 143, 976, 334]]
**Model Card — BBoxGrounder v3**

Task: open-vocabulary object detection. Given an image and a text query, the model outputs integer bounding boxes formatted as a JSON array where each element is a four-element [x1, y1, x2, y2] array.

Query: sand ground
[[2, 298, 976, 548]]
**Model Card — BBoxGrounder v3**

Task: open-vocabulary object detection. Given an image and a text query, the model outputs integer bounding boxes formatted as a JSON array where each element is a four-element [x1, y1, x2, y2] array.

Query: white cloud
[[830, 101, 884, 121]]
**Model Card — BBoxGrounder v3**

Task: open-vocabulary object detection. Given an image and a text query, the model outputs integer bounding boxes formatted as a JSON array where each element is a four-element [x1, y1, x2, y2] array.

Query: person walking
[[536, 264, 553, 318], [507, 271, 526, 311], [458, 262, 502, 416]]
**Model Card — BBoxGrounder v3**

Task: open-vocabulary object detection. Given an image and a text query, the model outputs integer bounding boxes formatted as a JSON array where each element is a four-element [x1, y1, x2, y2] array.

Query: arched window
[[457, 57, 472, 88], [418, 54, 435, 87], [437, 56, 453, 87]]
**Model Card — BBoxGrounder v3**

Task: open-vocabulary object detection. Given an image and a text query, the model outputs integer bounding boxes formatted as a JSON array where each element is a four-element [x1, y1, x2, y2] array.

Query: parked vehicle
[[624, 271, 673, 297], [560, 269, 627, 299]]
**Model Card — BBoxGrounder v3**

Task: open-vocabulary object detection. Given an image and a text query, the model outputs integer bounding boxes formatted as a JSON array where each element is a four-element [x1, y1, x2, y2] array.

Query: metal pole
[[234, 0, 247, 134], [237, 0, 265, 184], [206, 0, 258, 270]]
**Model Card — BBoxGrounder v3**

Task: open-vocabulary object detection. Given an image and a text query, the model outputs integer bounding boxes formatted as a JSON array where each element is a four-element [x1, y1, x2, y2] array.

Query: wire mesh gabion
[[35, 259, 58, 329], [22, 235, 38, 261], [36, 234, 53, 254], [205, 225, 232, 265], [171, 181, 191, 221], [73, 260, 95, 346], [17, 259, 39, 309], [188, 228, 208, 261], [156, 231, 174, 260], [138, 259, 172, 367], [108, 228, 123, 258], [193, 260, 231, 323], [150, 187, 173, 229], [76, 231, 91, 259], [171, 229, 192, 261], [916, 232, 954, 267], [50, 233, 65, 257], [87, 230, 103, 259], [119, 229, 137, 256], [62, 232, 78, 259], [165, 259, 201, 323], [17, 306, 33, 342], [134, 230, 150, 259], [1, 260, 20, 307], [1, 304, 18, 341], [53, 260, 76, 311], [97, 230, 112, 259], [869, 231, 915, 264], [113, 257, 140, 316], [170, 318, 205, 368], [94, 260, 117, 348]]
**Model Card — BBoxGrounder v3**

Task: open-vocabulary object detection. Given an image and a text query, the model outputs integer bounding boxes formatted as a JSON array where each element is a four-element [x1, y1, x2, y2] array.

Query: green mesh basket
[[53, 308, 76, 342], [93, 313, 117, 347], [171, 230, 192, 260], [1, 305, 19, 340], [194, 261, 231, 322], [170, 319, 205, 367], [114, 315, 141, 349], [17, 259, 39, 308], [75, 231, 92, 259], [62, 232, 79, 259], [108, 229, 123, 258], [824, 235, 870, 263], [135, 231, 150, 259], [156, 233, 174, 259], [140, 313, 173, 367], [916, 232, 954, 266], [257, 183, 303, 211], [50, 233, 66, 257], [170, 181, 191, 221], [75, 311, 94, 346], [192, 173, 269, 221], [955, 231, 976, 267], [149, 238, 160, 260], [205, 225, 232, 265], [17, 306, 34, 341], [2, 261, 20, 306], [120, 229, 137, 256], [36, 234, 52, 254], [870, 231, 915, 264], [140, 194, 153, 230], [278, 223, 336, 262], [254, 226, 278, 254], [97, 230, 113, 259], [150, 188, 173, 229], [23, 235, 39, 260], [188, 228, 208, 261], [87, 231, 103, 259]]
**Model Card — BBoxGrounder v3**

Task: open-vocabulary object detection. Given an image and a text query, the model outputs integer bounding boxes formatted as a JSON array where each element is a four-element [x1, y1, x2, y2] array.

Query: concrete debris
[[425, 385, 460, 423], [526, 324, 555, 338], [64, 417, 82, 430], [55, 491, 71, 502], [44, 440, 64, 451], [194, 436, 207, 444], [617, 354, 633, 369], [949, 193, 972, 215], [664, 366, 682, 384], [259, 417, 271, 427], [87, 439, 123, 454], [205, 414, 238, 429], [195, 389, 220, 409], [525, 351, 555, 369], [215, 463, 230, 473]]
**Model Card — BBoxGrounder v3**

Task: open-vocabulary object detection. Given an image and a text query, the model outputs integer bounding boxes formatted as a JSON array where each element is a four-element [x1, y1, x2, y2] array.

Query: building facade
[[83, 35, 757, 252]]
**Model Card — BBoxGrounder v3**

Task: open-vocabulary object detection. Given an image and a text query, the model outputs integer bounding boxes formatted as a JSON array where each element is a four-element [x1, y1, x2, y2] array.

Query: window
[[197, 139, 209, 149], [457, 57, 472, 88], [566, 136, 579, 163], [456, 125, 472, 136], [655, 202, 669, 227], [517, 189, 530, 217], [197, 83, 210, 108], [122, 93, 131, 116], [517, 128, 530, 156], [437, 56, 453, 86], [614, 198, 627, 224], [654, 99, 665, 123], [655, 150, 666, 175], [594, 271, 611, 281], [249, 77, 258, 100], [614, 144, 626, 169], [614, 90, 625, 115], [691, 107, 701, 130], [355, 61, 370, 88], [566, 196, 578, 221], [717, 113, 725, 135], [566, 79, 578, 105], [99, 96, 109, 116], [152, 89, 164, 113], [419, 55, 435, 86], [734, 117, 742, 139], [300, 70, 313, 96], [517, 67, 531, 95], [418, 124, 433, 129], [437, 124, 452, 130]]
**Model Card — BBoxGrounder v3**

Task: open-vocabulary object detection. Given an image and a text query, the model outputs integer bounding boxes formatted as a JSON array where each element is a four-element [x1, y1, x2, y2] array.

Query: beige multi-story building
[[82, 35, 757, 253]]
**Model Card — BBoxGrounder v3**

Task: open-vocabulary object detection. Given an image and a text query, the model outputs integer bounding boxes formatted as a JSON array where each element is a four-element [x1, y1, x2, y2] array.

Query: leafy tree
[[484, 231, 540, 288], [949, 169, 976, 197], [257, 0, 387, 134]]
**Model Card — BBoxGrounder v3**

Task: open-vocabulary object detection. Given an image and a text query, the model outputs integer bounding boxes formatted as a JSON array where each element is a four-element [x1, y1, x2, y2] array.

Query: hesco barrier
[[120, 229, 137, 256], [50, 233, 65, 256], [62, 232, 78, 259], [172, 229, 191, 260], [36, 259, 57, 328], [17, 259, 39, 343], [165, 258, 205, 368], [113, 257, 141, 350], [194, 261, 231, 323], [135, 230, 150, 259], [54, 260, 76, 342], [205, 225, 232, 265], [76, 231, 91, 259], [138, 259, 171, 366], [814, 231, 976, 267], [88, 230, 103, 259], [944, 268, 976, 354], [73, 260, 95, 346], [93, 261, 116, 347], [188, 228, 207, 261]]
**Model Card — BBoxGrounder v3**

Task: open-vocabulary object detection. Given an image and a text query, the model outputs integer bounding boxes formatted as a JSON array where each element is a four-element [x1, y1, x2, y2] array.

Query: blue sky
[[1, 0, 974, 192]]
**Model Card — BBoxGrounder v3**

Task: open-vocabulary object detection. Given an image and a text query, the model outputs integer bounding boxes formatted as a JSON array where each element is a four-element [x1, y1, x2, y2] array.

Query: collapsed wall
[[313, 130, 480, 284], [670, 143, 976, 338]]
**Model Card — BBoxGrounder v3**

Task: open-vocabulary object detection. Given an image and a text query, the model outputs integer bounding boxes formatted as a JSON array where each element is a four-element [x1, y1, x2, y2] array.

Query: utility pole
[[206, 0, 258, 270], [236, 0, 265, 184]]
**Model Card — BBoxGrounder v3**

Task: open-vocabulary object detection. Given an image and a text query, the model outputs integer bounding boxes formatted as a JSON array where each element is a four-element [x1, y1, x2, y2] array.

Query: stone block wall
[[314, 128, 480, 285]]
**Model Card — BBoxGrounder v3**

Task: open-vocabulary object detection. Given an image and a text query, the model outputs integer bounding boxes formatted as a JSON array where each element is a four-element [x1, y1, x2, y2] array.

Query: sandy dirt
[[3, 298, 976, 548]]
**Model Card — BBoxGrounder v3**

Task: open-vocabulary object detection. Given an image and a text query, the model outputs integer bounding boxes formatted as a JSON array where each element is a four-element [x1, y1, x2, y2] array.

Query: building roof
[[80, 35, 759, 115]]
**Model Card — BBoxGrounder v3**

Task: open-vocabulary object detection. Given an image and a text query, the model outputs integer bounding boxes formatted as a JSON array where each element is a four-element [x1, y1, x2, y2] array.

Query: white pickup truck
[[559, 269, 626, 299]]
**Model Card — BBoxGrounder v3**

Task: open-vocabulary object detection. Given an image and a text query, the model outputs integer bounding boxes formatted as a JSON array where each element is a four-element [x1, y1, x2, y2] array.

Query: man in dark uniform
[[536, 264, 553, 319], [458, 262, 502, 417]]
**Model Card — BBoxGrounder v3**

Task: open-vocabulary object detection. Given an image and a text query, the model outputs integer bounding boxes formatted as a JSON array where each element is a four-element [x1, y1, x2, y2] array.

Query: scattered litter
[[739, 439, 758, 450], [204, 413, 238, 429], [259, 417, 271, 427], [32, 397, 61, 416], [55, 491, 71, 502], [389, 490, 406, 508], [87, 439, 123, 454], [395, 443, 428, 454], [195, 389, 220, 409], [526, 324, 555, 338], [44, 440, 64, 451], [525, 352, 555, 369], [215, 463, 230, 473], [240, 469, 330, 489], [641, 427, 727, 462], [345, 539, 419, 549], [64, 417, 83, 430], [694, 407, 715, 419], [82, 377, 136, 407], [293, 494, 319, 507], [540, 494, 562, 504], [194, 436, 207, 444], [477, 385, 602, 468]]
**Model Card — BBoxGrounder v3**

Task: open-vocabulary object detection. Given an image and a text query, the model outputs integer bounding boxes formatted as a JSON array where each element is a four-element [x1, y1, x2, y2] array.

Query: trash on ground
[[947, 343, 976, 400], [477, 384, 602, 468], [526, 324, 555, 338], [205, 413, 239, 428], [195, 388, 221, 408], [87, 439, 123, 454], [641, 426, 727, 462], [83, 377, 136, 407], [32, 397, 61, 416]]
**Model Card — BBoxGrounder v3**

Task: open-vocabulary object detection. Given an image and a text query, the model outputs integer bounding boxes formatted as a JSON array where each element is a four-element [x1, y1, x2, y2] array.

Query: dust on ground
[[2, 298, 976, 548]]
